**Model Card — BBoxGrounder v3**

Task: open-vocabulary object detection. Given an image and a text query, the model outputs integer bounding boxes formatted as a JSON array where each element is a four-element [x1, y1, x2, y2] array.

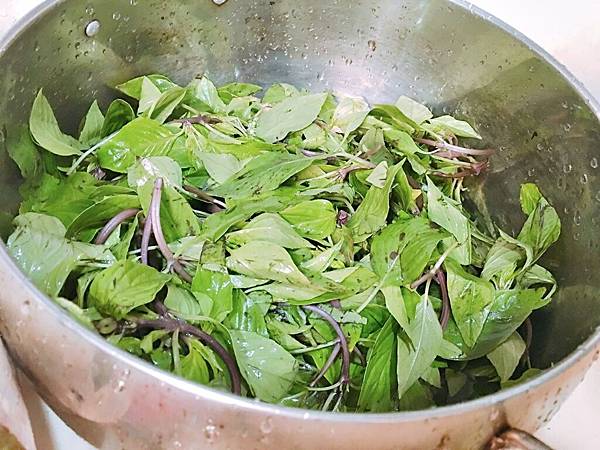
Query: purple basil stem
[[303, 305, 350, 387], [137, 317, 241, 395], [352, 346, 366, 367], [149, 178, 192, 283], [416, 137, 495, 157], [94, 208, 140, 245], [433, 160, 489, 179], [524, 318, 533, 350], [172, 115, 221, 125], [310, 343, 341, 387], [336, 211, 349, 226], [140, 214, 153, 265], [435, 270, 451, 331], [139, 213, 169, 317], [182, 184, 226, 210], [301, 149, 323, 157]]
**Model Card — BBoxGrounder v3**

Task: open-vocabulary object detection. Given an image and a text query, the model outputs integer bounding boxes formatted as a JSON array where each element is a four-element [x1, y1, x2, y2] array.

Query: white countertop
[[2, 1, 600, 449]]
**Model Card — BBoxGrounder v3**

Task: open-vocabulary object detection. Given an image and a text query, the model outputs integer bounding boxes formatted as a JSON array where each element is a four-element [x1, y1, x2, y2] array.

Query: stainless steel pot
[[1, 1, 599, 449]]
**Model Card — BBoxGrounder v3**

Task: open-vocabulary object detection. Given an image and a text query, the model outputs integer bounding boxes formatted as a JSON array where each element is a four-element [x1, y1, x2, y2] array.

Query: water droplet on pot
[[130, 0, 138, 5], [213, 0, 228, 4], [562, 163, 572, 174], [112, 12, 121, 20], [573, 210, 582, 226], [367, 40, 377, 51], [591, 157, 598, 169], [489, 409, 500, 421], [85, 20, 101, 37], [580, 173, 588, 184], [562, 123, 572, 132], [260, 417, 273, 434], [204, 421, 219, 442], [85, 6, 95, 15]]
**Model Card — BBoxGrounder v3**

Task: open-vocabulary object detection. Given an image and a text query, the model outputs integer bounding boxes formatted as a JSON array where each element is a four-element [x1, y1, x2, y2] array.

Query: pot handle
[[488, 429, 554, 450]]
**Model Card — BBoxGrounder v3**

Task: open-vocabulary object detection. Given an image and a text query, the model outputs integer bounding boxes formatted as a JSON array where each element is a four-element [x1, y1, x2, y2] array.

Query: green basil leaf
[[7, 127, 42, 180], [201, 190, 299, 241], [255, 93, 328, 143], [445, 259, 494, 348], [217, 82, 262, 104], [138, 77, 163, 114], [97, 117, 180, 173], [127, 156, 182, 193], [227, 241, 310, 286], [227, 213, 311, 249], [213, 152, 313, 200], [101, 99, 135, 137], [110, 214, 140, 260], [426, 115, 481, 139], [358, 317, 396, 412], [280, 199, 337, 240], [146, 86, 187, 124], [369, 104, 416, 134], [191, 268, 233, 322], [79, 101, 105, 146], [501, 368, 543, 389], [371, 217, 446, 286], [481, 236, 524, 288], [395, 96, 433, 125], [487, 332, 526, 382], [29, 90, 84, 156], [187, 77, 227, 113], [19, 172, 98, 228], [230, 329, 298, 402], [89, 260, 169, 318], [365, 161, 388, 188], [348, 162, 402, 242], [225, 290, 270, 337], [180, 340, 211, 385], [197, 152, 242, 184], [397, 295, 443, 397], [300, 241, 342, 274], [7, 213, 113, 296], [517, 183, 561, 260], [262, 83, 300, 104], [467, 289, 545, 359], [53, 297, 99, 330], [331, 95, 370, 136], [116, 74, 178, 99], [426, 178, 471, 264], [66, 194, 140, 242], [163, 283, 203, 316]]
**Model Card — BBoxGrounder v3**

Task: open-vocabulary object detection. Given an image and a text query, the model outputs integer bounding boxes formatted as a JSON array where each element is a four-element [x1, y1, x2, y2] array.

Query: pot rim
[[1, 0, 599, 424]]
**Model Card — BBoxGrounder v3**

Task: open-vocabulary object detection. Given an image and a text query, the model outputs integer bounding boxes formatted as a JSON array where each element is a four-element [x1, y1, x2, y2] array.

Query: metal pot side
[[1, 0, 600, 448]]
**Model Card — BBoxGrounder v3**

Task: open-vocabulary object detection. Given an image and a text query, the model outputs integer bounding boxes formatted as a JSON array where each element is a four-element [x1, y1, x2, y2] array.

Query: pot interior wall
[[0, 0, 599, 369]]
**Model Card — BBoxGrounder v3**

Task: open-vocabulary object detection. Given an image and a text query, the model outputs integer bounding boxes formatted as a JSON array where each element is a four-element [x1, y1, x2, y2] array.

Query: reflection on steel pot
[[0, 0, 599, 449]]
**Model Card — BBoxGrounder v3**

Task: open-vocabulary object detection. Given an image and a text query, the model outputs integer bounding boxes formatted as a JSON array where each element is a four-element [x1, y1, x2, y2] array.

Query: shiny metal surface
[[0, 0, 600, 449]]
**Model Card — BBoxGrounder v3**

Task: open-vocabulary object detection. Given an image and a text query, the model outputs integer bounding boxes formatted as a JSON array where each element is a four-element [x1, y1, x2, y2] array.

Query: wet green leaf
[[255, 93, 328, 143], [89, 260, 169, 318], [230, 329, 298, 402], [29, 90, 84, 156]]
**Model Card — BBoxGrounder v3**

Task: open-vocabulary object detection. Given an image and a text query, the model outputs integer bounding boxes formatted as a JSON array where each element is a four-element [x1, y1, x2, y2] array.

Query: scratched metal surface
[[1, 1, 599, 449]]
